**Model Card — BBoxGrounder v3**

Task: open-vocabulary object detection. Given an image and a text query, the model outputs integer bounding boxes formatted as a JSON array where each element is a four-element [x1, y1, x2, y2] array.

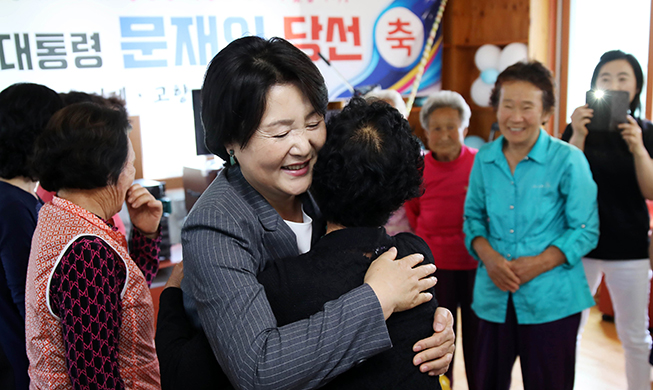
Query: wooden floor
[[450, 306, 651, 389]]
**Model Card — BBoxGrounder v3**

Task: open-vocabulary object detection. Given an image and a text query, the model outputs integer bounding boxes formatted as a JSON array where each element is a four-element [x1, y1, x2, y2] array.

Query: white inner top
[[284, 206, 313, 254]]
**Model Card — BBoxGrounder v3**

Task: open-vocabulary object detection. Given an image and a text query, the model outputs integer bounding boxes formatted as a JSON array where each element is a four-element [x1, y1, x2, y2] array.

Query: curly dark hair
[[33, 102, 130, 192], [311, 97, 424, 227], [489, 61, 556, 119], [201, 36, 328, 165], [0, 83, 63, 180]]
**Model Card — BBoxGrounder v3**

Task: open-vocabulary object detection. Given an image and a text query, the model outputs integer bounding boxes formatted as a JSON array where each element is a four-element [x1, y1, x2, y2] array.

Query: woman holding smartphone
[[562, 49, 653, 390]]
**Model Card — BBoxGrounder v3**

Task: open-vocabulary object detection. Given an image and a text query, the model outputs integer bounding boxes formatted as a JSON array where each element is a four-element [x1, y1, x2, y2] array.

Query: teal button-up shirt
[[463, 129, 599, 324]]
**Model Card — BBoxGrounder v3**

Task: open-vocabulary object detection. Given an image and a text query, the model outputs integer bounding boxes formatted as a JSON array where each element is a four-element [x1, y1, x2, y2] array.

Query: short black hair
[[590, 50, 644, 117], [201, 36, 328, 165], [311, 97, 423, 227], [0, 83, 63, 180], [490, 61, 556, 119], [33, 102, 130, 192]]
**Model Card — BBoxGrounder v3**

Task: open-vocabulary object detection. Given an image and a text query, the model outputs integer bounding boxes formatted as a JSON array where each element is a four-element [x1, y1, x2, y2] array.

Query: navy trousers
[[474, 295, 581, 390]]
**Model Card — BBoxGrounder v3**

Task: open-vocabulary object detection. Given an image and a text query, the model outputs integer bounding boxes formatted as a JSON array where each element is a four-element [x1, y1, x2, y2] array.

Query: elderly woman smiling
[[463, 61, 599, 390], [25, 102, 162, 389]]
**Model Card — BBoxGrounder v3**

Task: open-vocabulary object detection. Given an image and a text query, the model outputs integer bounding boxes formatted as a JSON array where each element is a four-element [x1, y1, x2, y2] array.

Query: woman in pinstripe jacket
[[157, 36, 455, 390]]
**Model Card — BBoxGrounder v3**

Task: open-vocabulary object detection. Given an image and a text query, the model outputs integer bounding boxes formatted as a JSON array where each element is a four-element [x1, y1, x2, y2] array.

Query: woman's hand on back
[[126, 183, 163, 238], [412, 307, 455, 376], [364, 247, 436, 320]]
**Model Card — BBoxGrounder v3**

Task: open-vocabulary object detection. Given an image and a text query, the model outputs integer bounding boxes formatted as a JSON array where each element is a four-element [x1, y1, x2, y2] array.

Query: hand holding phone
[[570, 105, 593, 137], [585, 90, 629, 131], [619, 115, 646, 156]]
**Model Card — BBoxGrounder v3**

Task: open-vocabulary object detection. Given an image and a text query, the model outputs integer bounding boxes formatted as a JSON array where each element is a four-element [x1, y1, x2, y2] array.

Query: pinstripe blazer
[[181, 166, 392, 390]]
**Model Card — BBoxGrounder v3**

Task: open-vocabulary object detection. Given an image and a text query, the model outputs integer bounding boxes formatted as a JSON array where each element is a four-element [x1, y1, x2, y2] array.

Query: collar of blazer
[[226, 165, 324, 251]]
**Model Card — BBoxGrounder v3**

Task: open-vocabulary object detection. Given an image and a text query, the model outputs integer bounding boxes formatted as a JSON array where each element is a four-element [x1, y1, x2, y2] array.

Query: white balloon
[[470, 77, 493, 107], [498, 42, 528, 71], [474, 44, 501, 71]]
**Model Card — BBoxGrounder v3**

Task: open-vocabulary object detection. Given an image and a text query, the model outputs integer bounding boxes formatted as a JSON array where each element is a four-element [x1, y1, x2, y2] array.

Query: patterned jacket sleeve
[[128, 228, 161, 287], [49, 236, 126, 390]]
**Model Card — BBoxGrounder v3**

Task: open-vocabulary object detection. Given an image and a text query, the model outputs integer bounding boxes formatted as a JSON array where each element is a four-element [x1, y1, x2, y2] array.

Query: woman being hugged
[[26, 103, 162, 389], [464, 61, 599, 390], [562, 50, 653, 390]]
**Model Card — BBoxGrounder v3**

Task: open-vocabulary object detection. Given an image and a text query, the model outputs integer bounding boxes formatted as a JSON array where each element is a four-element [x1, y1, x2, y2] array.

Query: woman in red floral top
[[25, 102, 162, 389]]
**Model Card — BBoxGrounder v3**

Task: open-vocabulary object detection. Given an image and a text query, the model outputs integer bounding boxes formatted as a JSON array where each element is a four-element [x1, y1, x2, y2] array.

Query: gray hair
[[364, 88, 407, 118], [419, 90, 471, 130]]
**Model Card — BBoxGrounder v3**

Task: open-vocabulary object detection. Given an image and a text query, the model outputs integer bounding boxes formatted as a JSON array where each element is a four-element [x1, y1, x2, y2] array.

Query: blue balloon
[[464, 135, 486, 149], [480, 68, 499, 85]]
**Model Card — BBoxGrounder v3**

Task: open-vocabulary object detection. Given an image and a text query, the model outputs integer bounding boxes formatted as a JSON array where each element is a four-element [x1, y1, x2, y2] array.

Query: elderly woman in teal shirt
[[463, 61, 599, 390]]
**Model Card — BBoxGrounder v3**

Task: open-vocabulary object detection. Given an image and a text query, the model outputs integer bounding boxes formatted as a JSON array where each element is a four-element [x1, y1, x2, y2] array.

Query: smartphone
[[585, 90, 629, 132]]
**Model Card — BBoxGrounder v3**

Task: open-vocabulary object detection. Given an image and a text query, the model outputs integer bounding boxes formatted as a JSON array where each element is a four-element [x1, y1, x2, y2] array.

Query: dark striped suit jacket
[[181, 166, 392, 389]]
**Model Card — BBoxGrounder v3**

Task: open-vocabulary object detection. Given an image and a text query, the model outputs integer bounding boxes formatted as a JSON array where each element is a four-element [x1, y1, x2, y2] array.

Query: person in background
[[178, 35, 454, 390], [364, 87, 408, 118], [35, 91, 127, 235], [562, 49, 653, 390], [26, 102, 162, 389], [464, 61, 599, 390], [0, 83, 63, 390], [363, 88, 413, 236], [405, 90, 479, 389]]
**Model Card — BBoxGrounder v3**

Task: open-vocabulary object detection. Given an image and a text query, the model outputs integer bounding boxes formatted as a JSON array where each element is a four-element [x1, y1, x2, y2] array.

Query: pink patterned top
[[48, 221, 160, 389]]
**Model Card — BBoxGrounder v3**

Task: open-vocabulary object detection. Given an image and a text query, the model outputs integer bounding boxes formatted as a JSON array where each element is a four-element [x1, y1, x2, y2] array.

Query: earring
[[229, 149, 237, 166]]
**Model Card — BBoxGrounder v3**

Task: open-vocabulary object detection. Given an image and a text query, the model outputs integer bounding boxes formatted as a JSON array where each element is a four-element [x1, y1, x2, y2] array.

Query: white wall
[[567, 0, 651, 121]]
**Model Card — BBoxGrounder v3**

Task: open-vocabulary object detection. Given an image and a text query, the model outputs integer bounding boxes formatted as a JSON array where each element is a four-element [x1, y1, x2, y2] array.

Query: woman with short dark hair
[[35, 103, 131, 192], [26, 102, 163, 389], [562, 50, 653, 390], [0, 82, 63, 390], [464, 61, 599, 389]]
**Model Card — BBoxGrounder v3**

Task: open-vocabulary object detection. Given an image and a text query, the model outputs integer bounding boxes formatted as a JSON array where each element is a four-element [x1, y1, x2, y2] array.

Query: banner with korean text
[[0, 0, 443, 179]]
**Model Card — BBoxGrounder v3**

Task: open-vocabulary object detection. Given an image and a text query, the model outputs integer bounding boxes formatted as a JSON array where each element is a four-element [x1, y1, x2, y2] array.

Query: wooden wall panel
[[529, 0, 556, 70], [444, 0, 529, 46], [439, 0, 534, 141], [558, 0, 571, 136]]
